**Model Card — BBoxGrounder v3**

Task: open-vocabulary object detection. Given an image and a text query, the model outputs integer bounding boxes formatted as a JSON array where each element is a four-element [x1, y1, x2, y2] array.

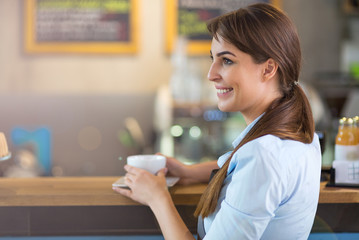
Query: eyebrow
[[210, 50, 236, 57]]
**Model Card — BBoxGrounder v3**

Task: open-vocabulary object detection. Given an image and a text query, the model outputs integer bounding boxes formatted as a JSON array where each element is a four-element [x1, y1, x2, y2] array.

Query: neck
[[243, 93, 282, 125]]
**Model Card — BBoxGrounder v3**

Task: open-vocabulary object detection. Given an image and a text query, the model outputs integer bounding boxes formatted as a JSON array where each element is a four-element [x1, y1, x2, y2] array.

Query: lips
[[216, 87, 233, 94]]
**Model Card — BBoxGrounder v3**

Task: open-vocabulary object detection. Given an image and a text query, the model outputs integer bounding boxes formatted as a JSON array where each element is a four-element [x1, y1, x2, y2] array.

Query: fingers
[[124, 173, 133, 185], [124, 166, 152, 188], [156, 168, 168, 177], [124, 164, 142, 174], [125, 164, 167, 177], [155, 152, 166, 157], [112, 186, 132, 198]]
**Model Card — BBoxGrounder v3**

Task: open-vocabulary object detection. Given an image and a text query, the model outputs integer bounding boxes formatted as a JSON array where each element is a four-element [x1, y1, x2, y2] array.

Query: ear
[[263, 58, 278, 81]]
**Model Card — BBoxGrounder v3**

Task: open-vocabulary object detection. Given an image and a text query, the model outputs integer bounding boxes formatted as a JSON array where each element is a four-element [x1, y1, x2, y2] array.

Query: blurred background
[[0, 0, 359, 178]]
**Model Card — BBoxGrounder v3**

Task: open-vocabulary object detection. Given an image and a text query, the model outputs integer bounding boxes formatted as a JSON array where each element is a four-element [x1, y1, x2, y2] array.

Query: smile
[[217, 88, 233, 94]]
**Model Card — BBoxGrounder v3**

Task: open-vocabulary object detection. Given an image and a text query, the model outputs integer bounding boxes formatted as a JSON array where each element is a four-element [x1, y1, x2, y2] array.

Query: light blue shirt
[[203, 115, 322, 240]]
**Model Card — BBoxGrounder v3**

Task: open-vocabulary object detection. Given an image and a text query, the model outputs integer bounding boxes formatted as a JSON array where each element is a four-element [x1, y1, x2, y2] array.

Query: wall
[[283, 0, 342, 82], [0, 0, 343, 95], [0, 0, 174, 95]]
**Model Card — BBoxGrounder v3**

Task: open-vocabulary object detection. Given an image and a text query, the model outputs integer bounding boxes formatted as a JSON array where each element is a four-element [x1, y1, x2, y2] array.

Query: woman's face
[[208, 36, 273, 121]]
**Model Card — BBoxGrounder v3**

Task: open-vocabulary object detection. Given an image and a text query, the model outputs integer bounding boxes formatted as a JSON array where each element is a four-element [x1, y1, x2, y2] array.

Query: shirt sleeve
[[204, 142, 286, 240]]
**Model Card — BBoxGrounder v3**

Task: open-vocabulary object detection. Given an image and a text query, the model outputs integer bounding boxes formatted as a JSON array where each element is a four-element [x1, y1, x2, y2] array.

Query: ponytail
[[194, 84, 314, 217]]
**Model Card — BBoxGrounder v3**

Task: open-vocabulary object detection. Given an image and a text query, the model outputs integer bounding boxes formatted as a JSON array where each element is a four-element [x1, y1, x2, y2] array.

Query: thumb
[[156, 168, 168, 177]]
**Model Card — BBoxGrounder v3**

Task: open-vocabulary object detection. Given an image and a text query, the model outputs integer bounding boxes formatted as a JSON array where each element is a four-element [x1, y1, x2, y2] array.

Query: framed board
[[24, 0, 138, 54], [165, 0, 282, 55], [342, 0, 359, 15]]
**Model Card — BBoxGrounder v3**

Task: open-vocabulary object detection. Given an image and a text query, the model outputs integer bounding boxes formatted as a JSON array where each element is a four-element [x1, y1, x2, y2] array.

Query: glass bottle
[[353, 116, 359, 140], [354, 116, 359, 160], [335, 117, 359, 161]]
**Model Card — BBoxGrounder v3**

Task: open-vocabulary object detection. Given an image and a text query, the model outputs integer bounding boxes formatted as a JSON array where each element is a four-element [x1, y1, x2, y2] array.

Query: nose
[[207, 62, 220, 82]]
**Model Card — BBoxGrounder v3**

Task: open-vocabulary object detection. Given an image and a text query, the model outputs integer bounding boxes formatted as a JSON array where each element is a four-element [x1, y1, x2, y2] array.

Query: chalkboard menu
[[165, 0, 280, 55], [24, 0, 138, 54]]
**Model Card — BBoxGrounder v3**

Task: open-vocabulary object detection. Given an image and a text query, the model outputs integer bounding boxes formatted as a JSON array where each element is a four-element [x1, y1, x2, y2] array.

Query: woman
[[113, 3, 321, 239]]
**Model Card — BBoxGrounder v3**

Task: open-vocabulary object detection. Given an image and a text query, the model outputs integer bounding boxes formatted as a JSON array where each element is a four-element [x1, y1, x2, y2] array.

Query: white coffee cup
[[127, 155, 166, 174]]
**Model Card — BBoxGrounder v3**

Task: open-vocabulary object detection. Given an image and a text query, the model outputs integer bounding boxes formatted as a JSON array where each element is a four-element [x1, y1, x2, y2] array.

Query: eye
[[210, 55, 214, 62], [223, 57, 233, 65]]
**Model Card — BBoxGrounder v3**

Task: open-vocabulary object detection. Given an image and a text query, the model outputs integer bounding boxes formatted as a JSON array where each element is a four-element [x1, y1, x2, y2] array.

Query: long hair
[[194, 3, 314, 218]]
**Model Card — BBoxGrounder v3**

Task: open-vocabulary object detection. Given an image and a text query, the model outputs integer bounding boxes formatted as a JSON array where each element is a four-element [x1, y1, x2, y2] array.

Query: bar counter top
[[0, 177, 359, 236], [0, 177, 206, 207], [0, 177, 358, 206]]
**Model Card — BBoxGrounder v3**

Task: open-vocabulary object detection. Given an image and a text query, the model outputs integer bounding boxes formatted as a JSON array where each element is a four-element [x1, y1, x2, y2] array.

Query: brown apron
[[197, 215, 205, 240], [197, 169, 219, 240]]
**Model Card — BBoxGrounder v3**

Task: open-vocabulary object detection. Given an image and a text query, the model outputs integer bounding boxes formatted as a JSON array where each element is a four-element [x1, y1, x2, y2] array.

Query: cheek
[[224, 70, 241, 86], [233, 77, 257, 102]]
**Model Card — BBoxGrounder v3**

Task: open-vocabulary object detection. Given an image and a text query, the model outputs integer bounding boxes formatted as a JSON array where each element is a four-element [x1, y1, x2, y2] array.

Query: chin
[[217, 102, 240, 113], [217, 103, 231, 113]]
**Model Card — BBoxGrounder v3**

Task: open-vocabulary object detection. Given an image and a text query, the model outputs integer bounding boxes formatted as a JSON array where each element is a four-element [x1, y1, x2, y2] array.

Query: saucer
[[0, 152, 11, 161], [112, 176, 180, 188]]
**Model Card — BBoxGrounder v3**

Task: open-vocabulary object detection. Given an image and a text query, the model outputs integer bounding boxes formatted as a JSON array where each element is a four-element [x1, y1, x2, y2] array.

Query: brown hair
[[194, 3, 314, 218]]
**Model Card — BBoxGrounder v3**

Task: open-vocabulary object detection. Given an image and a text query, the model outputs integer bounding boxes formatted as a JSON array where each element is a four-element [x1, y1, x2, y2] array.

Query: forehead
[[210, 36, 259, 65], [211, 36, 239, 54]]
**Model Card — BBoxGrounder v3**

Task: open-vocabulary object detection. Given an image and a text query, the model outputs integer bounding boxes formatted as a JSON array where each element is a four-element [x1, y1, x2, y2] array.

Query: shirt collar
[[217, 113, 264, 169]]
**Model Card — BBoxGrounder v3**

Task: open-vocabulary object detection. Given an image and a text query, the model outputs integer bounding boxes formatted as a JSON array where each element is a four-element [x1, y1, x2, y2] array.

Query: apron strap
[[197, 169, 219, 239], [197, 215, 205, 240]]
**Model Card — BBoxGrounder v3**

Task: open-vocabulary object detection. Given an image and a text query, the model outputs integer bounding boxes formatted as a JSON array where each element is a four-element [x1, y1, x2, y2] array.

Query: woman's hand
[[157, 153, 218, 185], [112, 159, 200, 240], [113, 165, 169, 206], [159, 154, 187, 177], [157, 153, 195, 185]]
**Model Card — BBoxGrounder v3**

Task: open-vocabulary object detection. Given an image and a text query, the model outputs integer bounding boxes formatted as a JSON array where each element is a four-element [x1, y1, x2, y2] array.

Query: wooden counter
[[319, 181, 359, 203], [0, 177, 358, 236], [0, 177, 206, 207], [0, 177, 205, 236]]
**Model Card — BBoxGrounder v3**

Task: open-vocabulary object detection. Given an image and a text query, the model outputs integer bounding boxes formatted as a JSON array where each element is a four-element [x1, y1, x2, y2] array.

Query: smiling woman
[[113, 3, 321, 240]]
